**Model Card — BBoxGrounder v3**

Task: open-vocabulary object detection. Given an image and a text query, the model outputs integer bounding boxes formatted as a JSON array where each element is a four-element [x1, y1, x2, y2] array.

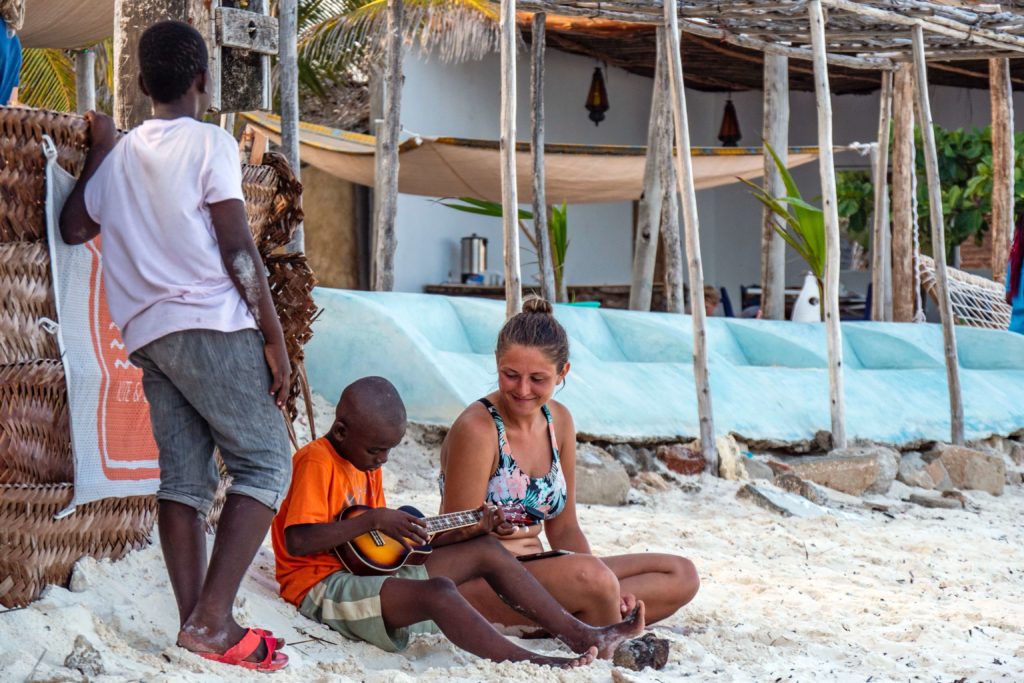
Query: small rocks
[[575, 443, 631, 506], [866, 446, 900, 495], [781, 448, 882, 496], [632, 471, 671, 493], [929, 444, 1005, 496], [742, 457, 775, 481], [716, 434, 746, 480], [607, 444, 641, 477], [1010, 442, 1024, 466], [656, 443, 705, 476], [612, 633, 670, 671], [737, 483, 829, 518], [774, 473, 829, 506], [908, 493, 963, 510], [64, 635, 104, 678]]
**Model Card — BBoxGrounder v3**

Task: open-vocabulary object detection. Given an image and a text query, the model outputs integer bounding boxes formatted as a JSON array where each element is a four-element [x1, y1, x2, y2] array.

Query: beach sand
[[2, 395, 1022, 682]]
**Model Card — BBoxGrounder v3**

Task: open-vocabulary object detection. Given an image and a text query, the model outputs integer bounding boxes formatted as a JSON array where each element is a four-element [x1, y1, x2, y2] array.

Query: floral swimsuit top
[[439, 398, 568, 523]]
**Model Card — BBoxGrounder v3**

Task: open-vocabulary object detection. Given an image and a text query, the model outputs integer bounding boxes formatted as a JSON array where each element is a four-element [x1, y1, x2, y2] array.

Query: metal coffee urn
[[460, 233, 488, 284]]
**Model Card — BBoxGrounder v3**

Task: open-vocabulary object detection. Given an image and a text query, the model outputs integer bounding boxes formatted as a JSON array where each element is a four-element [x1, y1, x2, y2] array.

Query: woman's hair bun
[[521, 296, 554, 316]]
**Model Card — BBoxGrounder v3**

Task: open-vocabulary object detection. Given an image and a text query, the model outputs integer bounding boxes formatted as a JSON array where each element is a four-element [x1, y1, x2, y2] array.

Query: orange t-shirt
[[271, 437, 387, 606]]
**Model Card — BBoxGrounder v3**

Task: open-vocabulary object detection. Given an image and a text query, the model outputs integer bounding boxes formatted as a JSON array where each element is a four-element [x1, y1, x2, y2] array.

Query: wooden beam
[[912, 25, 965, 446], [501, 0, 523, 317], [75, 49, 96, 114], [808, 0, 847, 450], [664, 0, 717, 474], [372, 0, 403, 291], [990, 58, 1014, 286], [279, 0, 303, 254], [891, 63, 916, 323], [630, 27, 667, 312], [531, 12, 556, 304], [871, 71, 893, 321], [760, 53, 788, 321], [659, 103, 683, 316]]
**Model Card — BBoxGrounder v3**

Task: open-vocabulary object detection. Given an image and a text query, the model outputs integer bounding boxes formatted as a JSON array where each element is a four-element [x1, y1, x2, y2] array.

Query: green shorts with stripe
[[299, 566, 439, 652]]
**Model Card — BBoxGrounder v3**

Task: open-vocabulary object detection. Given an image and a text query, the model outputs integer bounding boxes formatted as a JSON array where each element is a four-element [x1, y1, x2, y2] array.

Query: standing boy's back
[[60, 20, 292, 673]]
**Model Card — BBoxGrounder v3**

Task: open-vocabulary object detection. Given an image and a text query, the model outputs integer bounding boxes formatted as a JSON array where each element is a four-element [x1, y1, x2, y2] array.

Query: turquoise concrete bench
[[304, 289, 1024, 445]]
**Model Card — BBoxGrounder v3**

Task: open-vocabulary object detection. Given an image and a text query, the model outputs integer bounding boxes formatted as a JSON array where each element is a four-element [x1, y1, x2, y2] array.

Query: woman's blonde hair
[[495, 296, 570, 371]]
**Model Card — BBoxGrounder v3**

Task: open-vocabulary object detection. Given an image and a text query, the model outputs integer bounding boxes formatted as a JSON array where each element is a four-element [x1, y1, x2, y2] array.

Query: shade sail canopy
[[18, 0, 114, 48], [242, 111, 825, 204]]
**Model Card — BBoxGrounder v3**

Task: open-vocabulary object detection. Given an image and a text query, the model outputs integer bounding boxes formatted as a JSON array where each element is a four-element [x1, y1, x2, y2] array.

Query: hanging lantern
[[585, 67, 609, 126], [717, 97, 742, 146]]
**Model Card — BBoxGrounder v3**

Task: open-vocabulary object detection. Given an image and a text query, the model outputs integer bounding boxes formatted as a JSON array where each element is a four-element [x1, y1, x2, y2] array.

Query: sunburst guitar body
[[333, 503, 531, 576]]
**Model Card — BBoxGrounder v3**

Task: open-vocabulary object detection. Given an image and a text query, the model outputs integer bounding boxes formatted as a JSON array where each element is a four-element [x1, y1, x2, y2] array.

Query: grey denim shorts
[[129, 328, 292, 514]]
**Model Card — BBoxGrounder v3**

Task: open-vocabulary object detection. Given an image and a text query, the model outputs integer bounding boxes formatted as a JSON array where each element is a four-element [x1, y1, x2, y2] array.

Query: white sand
[[2, 396, 1023, 682]]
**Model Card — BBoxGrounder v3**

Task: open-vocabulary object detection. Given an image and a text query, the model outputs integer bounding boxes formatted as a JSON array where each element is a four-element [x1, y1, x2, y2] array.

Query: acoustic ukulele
[[333, 503, 531, 576]]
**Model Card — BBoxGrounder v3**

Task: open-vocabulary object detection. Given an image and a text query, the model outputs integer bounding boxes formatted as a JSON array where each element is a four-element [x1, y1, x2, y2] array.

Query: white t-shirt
[[84, 117, 256, 354]]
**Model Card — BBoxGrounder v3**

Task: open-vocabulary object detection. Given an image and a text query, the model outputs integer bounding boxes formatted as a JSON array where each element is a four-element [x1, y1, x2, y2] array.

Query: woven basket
[[242, 151, 304, 256], [0, 242, 59, 364], [266, 253, 319, 422], [0, 484, 156, 607], [0, 360, 71, 485], [0, 107, 89, 243]]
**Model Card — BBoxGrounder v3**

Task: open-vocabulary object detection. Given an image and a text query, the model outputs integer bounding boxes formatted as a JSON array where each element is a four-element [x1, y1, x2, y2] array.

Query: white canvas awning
[[242, 111, 828, 204], [18, 0, 114, 48]]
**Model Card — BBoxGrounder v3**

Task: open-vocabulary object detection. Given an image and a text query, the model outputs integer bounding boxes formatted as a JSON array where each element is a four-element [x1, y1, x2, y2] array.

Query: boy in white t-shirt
[[60, 20, 290, 672]]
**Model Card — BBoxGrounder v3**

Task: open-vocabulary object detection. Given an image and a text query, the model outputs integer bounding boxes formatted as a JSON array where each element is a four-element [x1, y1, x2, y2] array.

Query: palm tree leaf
[[19, 48, 76, 112]]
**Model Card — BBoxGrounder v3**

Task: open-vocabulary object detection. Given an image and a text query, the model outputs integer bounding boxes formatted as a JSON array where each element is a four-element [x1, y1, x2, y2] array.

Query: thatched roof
[[530, 15, 1024, 94]]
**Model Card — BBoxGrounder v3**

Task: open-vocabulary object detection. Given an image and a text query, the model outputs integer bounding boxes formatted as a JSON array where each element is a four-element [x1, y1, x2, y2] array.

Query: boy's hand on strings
[[84, 111, 116, 149], [369, 508, 429, 547], [263, 339, 291, 408]]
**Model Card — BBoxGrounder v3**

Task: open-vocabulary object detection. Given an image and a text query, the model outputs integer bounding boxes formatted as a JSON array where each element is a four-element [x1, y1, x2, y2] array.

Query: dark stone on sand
[[908, 493, 963, 510], [774, 473, 829, 505], [612, 633, 670, 671], [64, 635, 103, 678], [656, 444, 705, 476]]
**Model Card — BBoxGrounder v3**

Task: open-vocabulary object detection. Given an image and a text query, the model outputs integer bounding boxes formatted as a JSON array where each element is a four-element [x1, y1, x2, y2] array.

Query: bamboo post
[[807, 0, 847, 450], [760, 53, 788, 320], [500, 0, 522, 317], [531, 12, 556, 304], [663, 0, 717, 472], [871, 71, 893, 321], [75, 49, 96, 114], [372, 0, 403, 292], [891, 63, 916, 322], [659, 129, 683, 314], [911, 26, 965, 446], [989, 58, 1014, 285], [630, 27, 668, 312], [280, 0, 303, 253]]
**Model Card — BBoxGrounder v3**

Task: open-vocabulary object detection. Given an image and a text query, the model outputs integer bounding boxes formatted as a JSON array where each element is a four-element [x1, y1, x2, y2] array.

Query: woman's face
[[496, 344, 569, 416]]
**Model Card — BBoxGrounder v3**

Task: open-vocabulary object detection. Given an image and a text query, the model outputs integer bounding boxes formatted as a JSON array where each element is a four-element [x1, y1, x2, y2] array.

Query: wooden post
[[871, 71, 893, 321], [500, 0, 522, 317], [75, 49, 96, 114], [659, 130, 683, 315], [531, 12, 556, 304], [760, 54, 789, 320], [891, 63, 916, 322], [807, 0, 847, 450], [279, 0, 303, 254], [912, 26, 965, 446], [630, 27, 668, 312], [663, 0, 717, 473], [372, 0, 403, 292], [990, 58, 1014, 285]]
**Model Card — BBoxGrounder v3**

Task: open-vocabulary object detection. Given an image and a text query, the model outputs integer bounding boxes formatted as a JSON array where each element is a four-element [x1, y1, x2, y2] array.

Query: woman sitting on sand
[[439, 297, 699, 627]]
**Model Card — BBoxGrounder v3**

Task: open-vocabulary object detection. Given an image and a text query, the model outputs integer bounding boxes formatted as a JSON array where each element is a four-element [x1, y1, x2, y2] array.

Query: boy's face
[[331, 417, 406, 472]]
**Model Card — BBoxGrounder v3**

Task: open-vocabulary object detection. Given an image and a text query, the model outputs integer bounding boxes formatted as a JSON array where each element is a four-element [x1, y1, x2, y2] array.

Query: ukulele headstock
[[498, 503, 534, 526]]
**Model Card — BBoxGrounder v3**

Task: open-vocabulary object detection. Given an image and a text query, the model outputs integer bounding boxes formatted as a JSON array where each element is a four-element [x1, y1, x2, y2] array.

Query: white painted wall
[[393, 47, 1024, 309]]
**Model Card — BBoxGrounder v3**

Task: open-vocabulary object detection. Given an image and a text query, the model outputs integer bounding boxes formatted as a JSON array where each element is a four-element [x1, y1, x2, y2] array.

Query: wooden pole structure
[[891, 63, 916, 322], [531, 12, 556, 304], [870, 71, 893, 321], [989, 58, 1014, 285], [659, 125, 683, 315], [807, 0, 847, 450], [630, 27, 668, 312], [911, 26, 964, 446], [75, 49, 96, 114], [279, 0, 303, 253], [500, 0, 522, 317], [663, 0, 717, 472], [760, 54, 789, 320], [372, 0, 403, 291]]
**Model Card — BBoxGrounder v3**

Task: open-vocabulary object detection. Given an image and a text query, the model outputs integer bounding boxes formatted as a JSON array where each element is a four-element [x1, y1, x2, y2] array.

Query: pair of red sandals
[[195, 628, 289, 672]]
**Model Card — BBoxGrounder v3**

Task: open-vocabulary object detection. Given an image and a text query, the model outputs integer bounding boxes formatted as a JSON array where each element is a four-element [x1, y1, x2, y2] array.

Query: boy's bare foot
[[529, 646, 597, 668], [177, 619, 269, 664], [591, 601, 646, 659]]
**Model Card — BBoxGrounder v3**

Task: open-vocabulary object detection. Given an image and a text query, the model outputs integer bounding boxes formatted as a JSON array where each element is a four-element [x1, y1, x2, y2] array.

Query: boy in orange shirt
[[271, 376, 644, 666]]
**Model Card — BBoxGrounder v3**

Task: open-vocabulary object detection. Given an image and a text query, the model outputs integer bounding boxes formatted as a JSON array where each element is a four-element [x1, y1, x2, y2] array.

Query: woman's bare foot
[[529, 646, 597, 668], [591, 601, 646, 659]]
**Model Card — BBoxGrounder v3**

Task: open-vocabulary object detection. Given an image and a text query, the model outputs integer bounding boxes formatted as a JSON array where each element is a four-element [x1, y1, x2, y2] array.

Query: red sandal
[[195, 628, 289, 672], [253, 628, 285, 650]]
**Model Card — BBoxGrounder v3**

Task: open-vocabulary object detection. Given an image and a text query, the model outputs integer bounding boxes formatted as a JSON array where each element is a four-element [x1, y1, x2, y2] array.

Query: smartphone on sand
[[516, 549, 573, 563]]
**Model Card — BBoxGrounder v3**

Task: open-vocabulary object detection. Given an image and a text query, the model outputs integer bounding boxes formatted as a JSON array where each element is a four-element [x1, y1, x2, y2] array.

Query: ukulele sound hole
[[370, 530, 385, 547]]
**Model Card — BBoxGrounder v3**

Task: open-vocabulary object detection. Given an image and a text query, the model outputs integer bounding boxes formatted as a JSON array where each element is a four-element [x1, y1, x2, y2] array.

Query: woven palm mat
[[0, 109, 318, 606]]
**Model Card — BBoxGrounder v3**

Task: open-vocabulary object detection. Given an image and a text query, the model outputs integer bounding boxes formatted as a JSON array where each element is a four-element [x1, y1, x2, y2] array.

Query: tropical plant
[[835, 169, 873, 250], [18, 48, 76, 111], [741, 141, 825, 318], [440, 197, 570, 301]]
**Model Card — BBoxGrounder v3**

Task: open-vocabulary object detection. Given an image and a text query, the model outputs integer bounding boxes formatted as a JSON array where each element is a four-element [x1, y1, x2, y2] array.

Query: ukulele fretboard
[[424, 510, 482, 533]]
